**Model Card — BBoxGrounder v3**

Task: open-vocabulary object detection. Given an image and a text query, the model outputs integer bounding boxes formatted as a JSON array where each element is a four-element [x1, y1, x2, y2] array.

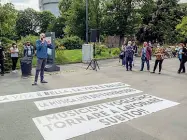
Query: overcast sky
[[11, 0, 187, 10], [11, 0, 39, 10]]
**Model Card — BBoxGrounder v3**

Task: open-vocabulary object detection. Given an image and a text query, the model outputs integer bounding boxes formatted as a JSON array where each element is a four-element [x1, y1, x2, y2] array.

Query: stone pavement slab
[[0, 58, 186, 140]]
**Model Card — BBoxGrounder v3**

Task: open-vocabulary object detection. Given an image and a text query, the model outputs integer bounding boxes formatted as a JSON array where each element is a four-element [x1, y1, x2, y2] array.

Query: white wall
[[39, 0, 60, 17], [43, 3, 60, 17]]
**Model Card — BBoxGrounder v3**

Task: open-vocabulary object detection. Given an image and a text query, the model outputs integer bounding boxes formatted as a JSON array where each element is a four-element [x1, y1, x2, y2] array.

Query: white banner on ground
[[0, 82, 129, 104], [35, 87, 142, 111], [33, 94, 179, 140]]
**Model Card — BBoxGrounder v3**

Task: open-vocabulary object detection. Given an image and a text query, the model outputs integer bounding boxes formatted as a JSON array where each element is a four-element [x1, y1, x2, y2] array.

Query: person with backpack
[[125, 41, 134, 71], [178, 43, 187, 74], [23, 42, 35, 75], [24, 41, 35, 58]]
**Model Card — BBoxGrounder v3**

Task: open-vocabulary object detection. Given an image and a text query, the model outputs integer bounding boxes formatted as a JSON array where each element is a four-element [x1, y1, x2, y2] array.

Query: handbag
[[119, 52, 124, 59]]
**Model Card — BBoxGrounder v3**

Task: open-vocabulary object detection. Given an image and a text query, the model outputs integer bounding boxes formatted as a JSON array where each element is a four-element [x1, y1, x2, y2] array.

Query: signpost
[[44, 32, 60, 72]]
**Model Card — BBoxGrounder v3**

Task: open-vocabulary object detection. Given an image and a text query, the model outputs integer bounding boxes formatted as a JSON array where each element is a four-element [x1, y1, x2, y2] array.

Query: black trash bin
[[20, 57, 32, 77]]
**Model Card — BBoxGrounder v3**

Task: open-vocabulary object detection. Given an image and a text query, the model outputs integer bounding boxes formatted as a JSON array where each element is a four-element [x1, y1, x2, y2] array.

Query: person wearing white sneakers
[[10, 43, 19, 73]]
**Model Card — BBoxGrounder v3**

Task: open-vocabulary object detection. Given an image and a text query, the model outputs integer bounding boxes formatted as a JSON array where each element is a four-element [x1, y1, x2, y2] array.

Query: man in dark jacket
[[125, 41, 134, 71], [24, 41, 35, 75], [178, 43, 187, 74], [0, 41, 5, 76], [24, 41, 35, 58]]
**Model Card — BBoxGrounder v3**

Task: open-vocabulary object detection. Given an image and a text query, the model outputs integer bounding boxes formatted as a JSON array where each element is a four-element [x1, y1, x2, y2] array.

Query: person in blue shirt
[[178, 46, 182, 62], [178, 43, 187, 74], [32, 33, 53, 85], [140, 42, 152, 71]]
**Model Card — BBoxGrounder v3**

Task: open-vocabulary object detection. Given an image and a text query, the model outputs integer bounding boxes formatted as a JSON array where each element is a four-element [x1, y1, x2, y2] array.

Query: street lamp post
[[86, 0, 88, 44]]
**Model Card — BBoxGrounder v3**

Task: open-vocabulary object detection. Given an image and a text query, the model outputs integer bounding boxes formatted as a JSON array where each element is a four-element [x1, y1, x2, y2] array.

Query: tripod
[[86, 42, 100, 71]]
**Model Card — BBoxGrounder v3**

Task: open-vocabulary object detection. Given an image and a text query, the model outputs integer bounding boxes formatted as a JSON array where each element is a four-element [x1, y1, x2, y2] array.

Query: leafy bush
[[19, 35, 39, 47], [96, 44, 107, 55], [0, 37, 14, 47], [61, 36, 83, 50], [55, 38, 66, 50], [112, 48, 120, 56]]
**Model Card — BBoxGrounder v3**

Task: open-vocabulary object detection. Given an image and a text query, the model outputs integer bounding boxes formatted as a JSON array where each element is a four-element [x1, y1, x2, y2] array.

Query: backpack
[[24, 46, 34, 57]]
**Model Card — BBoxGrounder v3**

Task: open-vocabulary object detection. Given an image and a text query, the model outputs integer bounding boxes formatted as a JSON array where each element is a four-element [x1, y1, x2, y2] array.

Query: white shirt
[[27, 46, 32, 56], [10, 47, 19, 57]]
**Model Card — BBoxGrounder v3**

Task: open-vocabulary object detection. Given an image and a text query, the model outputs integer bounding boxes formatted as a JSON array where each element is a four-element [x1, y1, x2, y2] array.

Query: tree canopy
[[0, 0, 187, 44], [0, 3, 17, 37]]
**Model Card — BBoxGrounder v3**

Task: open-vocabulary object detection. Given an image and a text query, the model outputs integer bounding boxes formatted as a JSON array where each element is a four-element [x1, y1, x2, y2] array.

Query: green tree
[[176, 16, 187, 38], [0, 3, 17, 37], [59, 0, 105, 40], [15, 8, 40, 36], [39, 11, 56, 33], [47, 17, 65, 38], [137, 0, 185, 44], [101, 0, 143, 43], [59, 0, 72, 14], [89, 0, 104, 29], [62, 0, 86, 39]]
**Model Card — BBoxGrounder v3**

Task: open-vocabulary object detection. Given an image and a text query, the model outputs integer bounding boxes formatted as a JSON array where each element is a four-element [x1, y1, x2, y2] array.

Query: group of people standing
[[0, 41, 35, 76], [0, 33, 52, 86], [120, 41, 165, 74]]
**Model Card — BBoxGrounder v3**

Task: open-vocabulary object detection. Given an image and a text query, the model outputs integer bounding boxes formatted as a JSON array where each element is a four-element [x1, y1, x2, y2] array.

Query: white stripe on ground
[[34, 87, 142, 111], [0, 82, 129, 104]]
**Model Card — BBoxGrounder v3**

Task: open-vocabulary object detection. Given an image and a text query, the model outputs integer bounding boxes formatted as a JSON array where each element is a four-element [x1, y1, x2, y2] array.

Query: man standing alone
[[0, 41, 5, 76], [33, 33, 53, 85]]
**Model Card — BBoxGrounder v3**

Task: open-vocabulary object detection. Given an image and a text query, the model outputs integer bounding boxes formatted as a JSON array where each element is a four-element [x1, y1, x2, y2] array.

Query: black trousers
[[12, 57, 18, 70], [178, 59, 187, 73], [126, 57, 133, 70], [0, 59, 4, 74], [153, 60, 163, 72]]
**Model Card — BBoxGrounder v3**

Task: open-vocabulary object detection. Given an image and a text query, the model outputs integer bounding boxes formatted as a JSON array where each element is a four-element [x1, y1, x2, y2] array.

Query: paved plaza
[[0, 58, 187, 140]]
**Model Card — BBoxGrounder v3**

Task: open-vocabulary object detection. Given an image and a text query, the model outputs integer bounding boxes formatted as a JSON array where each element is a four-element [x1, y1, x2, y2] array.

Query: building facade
[[39, 0, 60, 17]]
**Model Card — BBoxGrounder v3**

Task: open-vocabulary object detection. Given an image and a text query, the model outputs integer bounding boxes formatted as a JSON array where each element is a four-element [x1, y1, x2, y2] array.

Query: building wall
[[39, 0, 60, 17]]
